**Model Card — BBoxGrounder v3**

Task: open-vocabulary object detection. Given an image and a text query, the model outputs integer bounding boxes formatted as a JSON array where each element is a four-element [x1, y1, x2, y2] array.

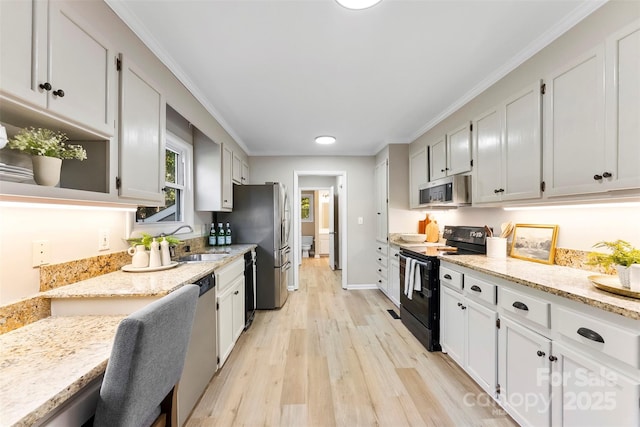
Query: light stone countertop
[[2, 244, 256, 426], [40, 244, 256, 299], [439, 254, 640, 320], [0, 315, 125, 427]]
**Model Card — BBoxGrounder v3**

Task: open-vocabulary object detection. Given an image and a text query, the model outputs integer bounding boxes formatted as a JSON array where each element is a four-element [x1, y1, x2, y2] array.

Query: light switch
[[357, 217, 363, 225], [98, 229, 110, 251]]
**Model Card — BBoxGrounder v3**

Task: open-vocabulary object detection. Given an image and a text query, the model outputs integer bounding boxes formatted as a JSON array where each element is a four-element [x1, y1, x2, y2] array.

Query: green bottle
[[217, 222, 225, 246]]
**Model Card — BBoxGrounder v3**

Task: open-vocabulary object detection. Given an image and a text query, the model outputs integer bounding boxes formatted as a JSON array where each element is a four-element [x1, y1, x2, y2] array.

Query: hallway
[[186, 257, 516, 426]]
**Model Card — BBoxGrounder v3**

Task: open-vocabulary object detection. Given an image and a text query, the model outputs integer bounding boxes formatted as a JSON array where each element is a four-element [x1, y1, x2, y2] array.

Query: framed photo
[[510, 224, 559, 265]]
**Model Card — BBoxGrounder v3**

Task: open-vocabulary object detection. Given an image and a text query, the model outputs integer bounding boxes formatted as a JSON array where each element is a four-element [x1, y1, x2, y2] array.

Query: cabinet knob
[[602, 172, 612, 178], [494, 189, 500, 194], [457, 302, 463, 307], [378, 269, 381, 272], [536, 350, 546, 357], [461, 305, 466, 310], [53, 89, 65, 97], [39, 82, 52, 91], [441, 169, 445, 172], [498, 188, 504, 193], [548, 355, 558, 362], [234, 290, 239, 295], [378, 258, 382, 262], [593, 174, 603, 181]]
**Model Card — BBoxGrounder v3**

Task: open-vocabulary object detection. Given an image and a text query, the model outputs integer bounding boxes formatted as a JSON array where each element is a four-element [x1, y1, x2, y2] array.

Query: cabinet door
[[498, 317, 551, 427], [446, 123, 472, 176], [465, 299, 497, 395], [217, 286, 234, 367], [241, 160, 249, 184], [48, 1, 113, 136], [232, 276, 245, 342], [472, 107, 502, 204], [232, 151, 242, 184], [429, 137, 447, 181], [544, 46, 605, 197], [0, 0, 47, 106], [409, 147, 427, 208], [503, 81, 542, 201], [374, 159, 388, 242], [221, 145, 233, 209], [118, 55, 165, 204], [605, 20, 640, 191], [441, 286, 465, 366], [551, 342, 640, 427], [388, 251, 400, 306]]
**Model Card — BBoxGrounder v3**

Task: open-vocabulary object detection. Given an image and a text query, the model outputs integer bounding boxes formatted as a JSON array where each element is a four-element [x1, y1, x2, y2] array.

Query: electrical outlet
[[98, 229, 110, 251], [32, 240, 51, 267]]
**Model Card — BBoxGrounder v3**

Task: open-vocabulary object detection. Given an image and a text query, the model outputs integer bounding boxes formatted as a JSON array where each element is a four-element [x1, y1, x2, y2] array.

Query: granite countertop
[[40, 244, 256, 299], [439, 254, 640, 321], [0, 315, 125, 427]]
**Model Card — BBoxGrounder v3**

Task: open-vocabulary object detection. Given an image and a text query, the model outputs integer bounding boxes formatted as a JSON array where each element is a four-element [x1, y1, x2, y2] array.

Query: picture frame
[[510, 224, 559, 265]]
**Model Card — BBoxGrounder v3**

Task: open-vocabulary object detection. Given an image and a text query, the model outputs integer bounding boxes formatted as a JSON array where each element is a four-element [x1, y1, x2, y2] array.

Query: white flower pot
[[616, 265, 631, 289], [630, 264, 640, 292], [31, 155, 62, 186]]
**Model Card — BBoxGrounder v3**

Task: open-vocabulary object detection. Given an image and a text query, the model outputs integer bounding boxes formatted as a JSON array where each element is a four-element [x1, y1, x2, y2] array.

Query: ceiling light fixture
[[315, 136, 336, 145], [335, 0, 382, 10]]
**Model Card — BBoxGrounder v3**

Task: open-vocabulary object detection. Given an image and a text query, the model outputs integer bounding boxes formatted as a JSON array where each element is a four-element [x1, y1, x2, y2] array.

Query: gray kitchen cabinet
[[374, 158, 388, 243], [409, 146, 427, 208], [216, 258, 245, 367], [193, 130, 233, 212], [473, 81, 542, 204], [0, 0, 114, 137], [221, 145, 233, 210], [241, 159, 250, 185], [117, 54, 165, 205], [428, 124, 470, 181], [232, 150, 242, 184]]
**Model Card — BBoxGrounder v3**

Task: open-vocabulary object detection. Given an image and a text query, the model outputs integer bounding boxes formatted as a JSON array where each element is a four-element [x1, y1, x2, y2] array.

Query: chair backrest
[[94, 284, 199, 427]]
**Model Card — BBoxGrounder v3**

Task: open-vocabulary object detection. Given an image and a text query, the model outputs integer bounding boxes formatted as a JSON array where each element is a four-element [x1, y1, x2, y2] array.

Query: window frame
[[301, 193, 314, 223]]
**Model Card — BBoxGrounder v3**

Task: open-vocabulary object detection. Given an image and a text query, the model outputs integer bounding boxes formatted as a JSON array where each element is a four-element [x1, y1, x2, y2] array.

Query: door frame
[[293, 171, 347, 290]]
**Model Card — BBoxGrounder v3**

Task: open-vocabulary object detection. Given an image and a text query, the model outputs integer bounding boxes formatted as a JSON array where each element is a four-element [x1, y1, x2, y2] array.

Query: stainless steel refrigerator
[[220, 183, 290, 309]]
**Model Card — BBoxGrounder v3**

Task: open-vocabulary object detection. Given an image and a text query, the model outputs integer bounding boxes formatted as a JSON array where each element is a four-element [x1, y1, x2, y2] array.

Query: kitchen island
[[1, 244, 256, 427]]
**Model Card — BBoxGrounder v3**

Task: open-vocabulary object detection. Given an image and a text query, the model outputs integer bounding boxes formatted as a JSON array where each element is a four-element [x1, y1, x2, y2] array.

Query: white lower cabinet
[[440, 265, 498, 396], [498, 316, 552, 427], [216, 259, 245, 367], [375, 243, 388, 294], [388, 246, 400, 306]]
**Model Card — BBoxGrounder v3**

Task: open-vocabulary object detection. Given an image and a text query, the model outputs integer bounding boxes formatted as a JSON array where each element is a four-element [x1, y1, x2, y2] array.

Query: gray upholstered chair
[[93, 284, 199, 427]]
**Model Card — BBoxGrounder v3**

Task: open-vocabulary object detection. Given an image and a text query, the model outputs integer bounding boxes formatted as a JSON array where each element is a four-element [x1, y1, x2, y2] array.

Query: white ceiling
[[106, 0, 604, 156]]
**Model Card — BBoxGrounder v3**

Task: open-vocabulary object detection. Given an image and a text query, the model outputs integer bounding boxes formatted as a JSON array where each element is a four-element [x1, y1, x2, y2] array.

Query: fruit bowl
[[400, 234, 426, 243]]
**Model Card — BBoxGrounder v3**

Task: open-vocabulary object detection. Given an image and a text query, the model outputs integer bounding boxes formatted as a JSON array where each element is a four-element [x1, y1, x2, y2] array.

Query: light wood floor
[[186, 257, 517, 426]]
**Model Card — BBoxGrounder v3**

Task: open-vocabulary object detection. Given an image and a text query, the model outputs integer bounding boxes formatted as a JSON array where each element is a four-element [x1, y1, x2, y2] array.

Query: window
[[133, 132, 194, 234], [301, 193, 314, 222]]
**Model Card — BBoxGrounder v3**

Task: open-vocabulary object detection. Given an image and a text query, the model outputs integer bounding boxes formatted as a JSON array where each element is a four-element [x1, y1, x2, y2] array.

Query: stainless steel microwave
[[418, 175, 471, 207]]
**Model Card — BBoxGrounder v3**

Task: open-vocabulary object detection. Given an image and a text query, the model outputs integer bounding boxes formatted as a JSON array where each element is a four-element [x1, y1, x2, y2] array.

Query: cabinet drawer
[[375, 253, 388, 268], [464, 276, 496, 306], [376, 244, 388, 256], [216, 258, 244, 292], [500, 287, 550, 329], [554, 306, 640, 369], [440, 266, 463, 291], [376, 265, 387, 280]]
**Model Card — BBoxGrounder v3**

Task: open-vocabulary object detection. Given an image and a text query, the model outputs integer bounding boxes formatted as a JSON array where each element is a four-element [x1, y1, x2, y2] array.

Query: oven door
[[400, 255, 438, 330]]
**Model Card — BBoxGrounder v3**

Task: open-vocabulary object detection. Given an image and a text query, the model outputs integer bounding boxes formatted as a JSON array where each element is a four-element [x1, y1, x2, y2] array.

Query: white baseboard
[[347, 283, 378, 290]]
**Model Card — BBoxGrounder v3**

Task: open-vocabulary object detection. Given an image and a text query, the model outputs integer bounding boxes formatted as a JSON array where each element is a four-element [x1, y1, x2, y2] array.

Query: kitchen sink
[[178, 253, 228, 263]]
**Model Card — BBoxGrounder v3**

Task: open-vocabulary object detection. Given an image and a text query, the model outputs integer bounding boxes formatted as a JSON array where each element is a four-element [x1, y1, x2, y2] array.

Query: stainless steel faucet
[[156, 225, 194, 238]]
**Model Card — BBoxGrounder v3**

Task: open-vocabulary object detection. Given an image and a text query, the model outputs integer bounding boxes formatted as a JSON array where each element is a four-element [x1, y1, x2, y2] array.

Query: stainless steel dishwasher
[[177, 273, 216, 426]]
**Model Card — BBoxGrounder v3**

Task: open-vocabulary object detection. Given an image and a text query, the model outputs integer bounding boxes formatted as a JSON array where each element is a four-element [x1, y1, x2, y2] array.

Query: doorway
[[292, 171, 347, 290]]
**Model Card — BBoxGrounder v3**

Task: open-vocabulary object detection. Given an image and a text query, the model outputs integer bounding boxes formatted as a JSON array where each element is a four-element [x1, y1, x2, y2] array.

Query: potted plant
[[127, 233, 182, 250], [6, 127, 87, 186], [587, 240, 640, 288]]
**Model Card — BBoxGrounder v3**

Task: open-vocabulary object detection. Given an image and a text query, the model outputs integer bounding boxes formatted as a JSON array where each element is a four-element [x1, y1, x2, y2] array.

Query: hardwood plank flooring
[[186, 257, 517, 427]]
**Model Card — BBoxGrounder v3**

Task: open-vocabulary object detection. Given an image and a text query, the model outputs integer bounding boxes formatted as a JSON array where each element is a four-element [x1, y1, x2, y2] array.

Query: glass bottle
[[209, 223, 217, 246], [217, 222, 225, 246], [225, 222, 232, 245]]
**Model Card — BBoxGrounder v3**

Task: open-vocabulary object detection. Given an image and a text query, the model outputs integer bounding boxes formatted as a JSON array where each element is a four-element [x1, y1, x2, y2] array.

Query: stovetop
[[401, 225, 488, 259]]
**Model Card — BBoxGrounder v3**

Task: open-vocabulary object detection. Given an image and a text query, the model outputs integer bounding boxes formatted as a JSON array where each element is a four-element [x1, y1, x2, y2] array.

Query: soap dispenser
[[149, 238, 161, 268], [160, 237, 171, 266]]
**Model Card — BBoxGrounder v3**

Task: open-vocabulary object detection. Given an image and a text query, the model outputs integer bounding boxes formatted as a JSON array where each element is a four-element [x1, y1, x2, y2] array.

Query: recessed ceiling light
[[315, 136, 336, 145], [335, 0, 382, 10]]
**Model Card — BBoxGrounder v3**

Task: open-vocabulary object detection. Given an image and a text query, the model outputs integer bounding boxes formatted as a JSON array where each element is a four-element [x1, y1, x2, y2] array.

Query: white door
[[472, 107, 502, 204], [465, 299, 498, 395], [328, 186, 335, 270], [440, 286, 465, 366], [429, 137, 447, 181], [446, 123, 472, 176]]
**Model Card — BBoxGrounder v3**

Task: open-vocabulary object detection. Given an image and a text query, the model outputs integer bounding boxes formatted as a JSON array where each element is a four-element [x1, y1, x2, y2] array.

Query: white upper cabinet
[[241, 160, 249, 185], [604, 19, 640, 191], [473, 81, 542, 204], [117, 55, 165, 204], [374, 158, 388, 243], [232, 151, 242, 184], [409, 146, 427, 208], [429, 125, 471, 182], [0, 0, 114, 137], [221, 145, 233, 210], [543, 45, 606, 197]]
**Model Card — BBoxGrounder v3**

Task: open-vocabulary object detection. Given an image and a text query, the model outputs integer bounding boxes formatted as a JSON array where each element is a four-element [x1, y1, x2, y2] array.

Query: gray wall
[[250, 156, 377, 285]]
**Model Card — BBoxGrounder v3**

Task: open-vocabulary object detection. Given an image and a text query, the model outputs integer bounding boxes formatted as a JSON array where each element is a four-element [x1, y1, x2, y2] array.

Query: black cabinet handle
[[461, 305, 466, 310], [549, 355, 557, 362], [593, 174, 603, 181], [494, 189, 500, 194], [577, 327, 605, 343], [39, 82, 52, 91], [395, 253, 399, 257], [441, 169, 445, 172], [512, 301, 529, 311], [602, 172, 612, 178], [444, 274, 452, 280], [378, 258, 382, 262], [53, 89, 65, 97], [378, 269, 381, 272], [537, 350, 545, 357], [470, 285, 482, 292], [498, 188, 505, 193], [457, 302, 463, 307]]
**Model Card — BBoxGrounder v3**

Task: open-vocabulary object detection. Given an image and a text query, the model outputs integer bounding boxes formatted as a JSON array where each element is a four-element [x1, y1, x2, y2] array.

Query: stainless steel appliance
[[220, 183, 291, 309], [244, 249, 256, 327], [177, 273, 216, 426], [399, 225, 487, 352], [418, 175, 471, 208]]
